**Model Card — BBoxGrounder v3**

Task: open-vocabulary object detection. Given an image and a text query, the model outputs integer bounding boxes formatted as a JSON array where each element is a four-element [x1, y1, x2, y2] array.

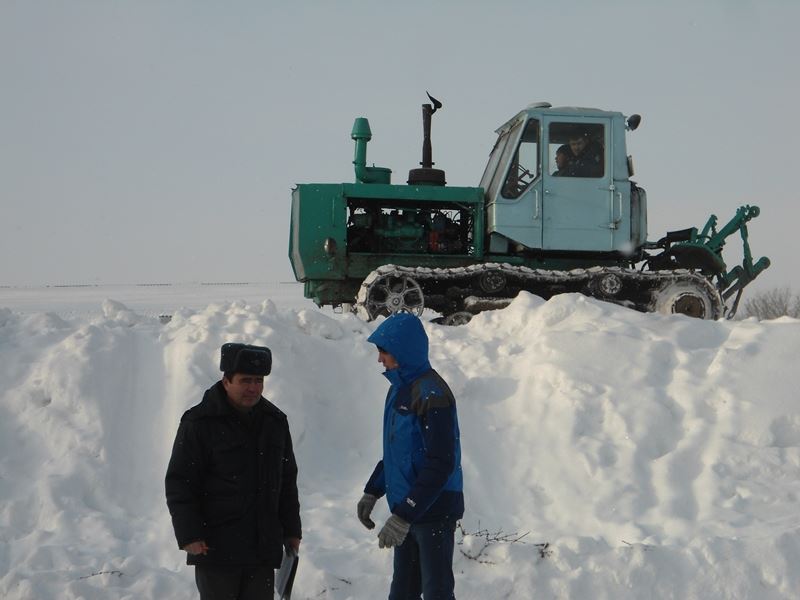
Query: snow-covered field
[[1, 284, 799, 599]]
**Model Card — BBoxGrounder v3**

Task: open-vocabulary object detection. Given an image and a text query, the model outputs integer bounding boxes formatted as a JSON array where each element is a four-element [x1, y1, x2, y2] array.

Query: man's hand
[[284, 537, 301, 555], [357, 493, 378, 530], [182, 540, 209, 555], [377, 515, 410, 549]]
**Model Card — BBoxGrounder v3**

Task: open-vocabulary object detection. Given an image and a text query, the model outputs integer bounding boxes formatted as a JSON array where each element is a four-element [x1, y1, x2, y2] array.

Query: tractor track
[[356, 263, 724, 323]]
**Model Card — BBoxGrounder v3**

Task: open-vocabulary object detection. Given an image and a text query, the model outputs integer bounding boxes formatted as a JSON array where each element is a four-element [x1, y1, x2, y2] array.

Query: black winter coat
[[165, 381, 301, 568], [571, 140, 604, 178]]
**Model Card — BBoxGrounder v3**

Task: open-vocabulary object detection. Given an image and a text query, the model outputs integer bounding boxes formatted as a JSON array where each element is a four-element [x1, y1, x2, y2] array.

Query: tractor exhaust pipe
[[408, 92, 446, 186]]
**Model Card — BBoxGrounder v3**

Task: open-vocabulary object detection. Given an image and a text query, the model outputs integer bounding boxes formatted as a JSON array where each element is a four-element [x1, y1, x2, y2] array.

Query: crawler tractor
[[289, 96, 769, 324]]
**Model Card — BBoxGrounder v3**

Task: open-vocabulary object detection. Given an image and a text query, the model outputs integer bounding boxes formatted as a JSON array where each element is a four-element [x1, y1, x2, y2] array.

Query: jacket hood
[[367, 312, 431, 383]]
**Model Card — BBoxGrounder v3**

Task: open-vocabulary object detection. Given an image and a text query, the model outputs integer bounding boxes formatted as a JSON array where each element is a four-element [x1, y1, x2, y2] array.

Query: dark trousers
[[388, 517, 456, 600], [195, 565, 274, 600]]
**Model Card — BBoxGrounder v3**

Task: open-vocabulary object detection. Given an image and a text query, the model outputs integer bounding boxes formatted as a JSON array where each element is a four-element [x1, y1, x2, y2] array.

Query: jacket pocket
[[202, 494, 243, 527]]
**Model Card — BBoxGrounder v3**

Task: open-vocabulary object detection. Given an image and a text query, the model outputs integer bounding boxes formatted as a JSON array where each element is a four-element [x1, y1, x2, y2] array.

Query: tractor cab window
[[480, 126, 514, 200], [548, 122, 604, 178], [501, 119, 539, 198]]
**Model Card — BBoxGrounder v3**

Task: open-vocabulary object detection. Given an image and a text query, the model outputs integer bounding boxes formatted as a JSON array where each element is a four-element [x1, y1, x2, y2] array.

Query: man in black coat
[[166, 343, 301, 600], [568, 132, 604, 178]]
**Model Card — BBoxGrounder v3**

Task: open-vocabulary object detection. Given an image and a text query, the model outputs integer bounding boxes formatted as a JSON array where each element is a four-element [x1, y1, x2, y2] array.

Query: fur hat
[[219, 343, 272, 376]]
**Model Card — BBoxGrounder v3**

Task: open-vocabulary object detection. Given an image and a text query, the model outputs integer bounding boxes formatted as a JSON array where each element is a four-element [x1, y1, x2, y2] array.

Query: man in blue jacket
[[357, 312, 464, 600]]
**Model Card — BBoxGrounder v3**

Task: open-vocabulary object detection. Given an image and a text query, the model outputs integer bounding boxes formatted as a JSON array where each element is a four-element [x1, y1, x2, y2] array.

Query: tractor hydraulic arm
[[699, 205, 770, 317]]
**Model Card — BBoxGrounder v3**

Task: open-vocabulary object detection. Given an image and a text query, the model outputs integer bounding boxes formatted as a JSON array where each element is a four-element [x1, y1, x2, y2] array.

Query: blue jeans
[[388, 517, 456, 600]]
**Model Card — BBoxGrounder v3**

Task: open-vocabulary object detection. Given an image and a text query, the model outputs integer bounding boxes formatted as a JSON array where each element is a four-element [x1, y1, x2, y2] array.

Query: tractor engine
[[347, 205, 468, 255]]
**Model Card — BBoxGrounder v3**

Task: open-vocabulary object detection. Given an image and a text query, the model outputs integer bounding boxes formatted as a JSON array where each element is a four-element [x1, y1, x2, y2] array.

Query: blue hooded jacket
[[364, 313, 464, 523]]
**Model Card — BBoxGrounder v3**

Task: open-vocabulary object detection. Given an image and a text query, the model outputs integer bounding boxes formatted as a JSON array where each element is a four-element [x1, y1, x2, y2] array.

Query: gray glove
[[378, 514, 410, 549], [357, 493, 378, 530]]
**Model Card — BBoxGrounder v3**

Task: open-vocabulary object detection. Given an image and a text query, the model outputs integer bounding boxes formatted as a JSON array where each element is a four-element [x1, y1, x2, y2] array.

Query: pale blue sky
[[2, 1, 797, 293]]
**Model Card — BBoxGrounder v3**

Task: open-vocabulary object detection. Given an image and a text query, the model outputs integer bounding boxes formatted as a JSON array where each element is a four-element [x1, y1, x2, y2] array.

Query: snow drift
[[1, 291, 799, 599]]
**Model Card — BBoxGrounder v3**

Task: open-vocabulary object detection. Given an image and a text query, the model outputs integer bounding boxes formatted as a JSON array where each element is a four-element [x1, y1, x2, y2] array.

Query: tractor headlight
[[323, 237, 337, 256]]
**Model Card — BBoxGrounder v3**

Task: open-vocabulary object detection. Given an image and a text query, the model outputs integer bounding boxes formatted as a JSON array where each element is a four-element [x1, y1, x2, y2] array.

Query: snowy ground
[[1, 284, 799, 599], [0, 282, 305, 317]]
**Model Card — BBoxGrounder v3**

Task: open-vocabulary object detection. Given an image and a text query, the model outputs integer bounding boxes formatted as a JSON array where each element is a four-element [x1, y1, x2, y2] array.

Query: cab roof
[[496, 103, 625, 135]]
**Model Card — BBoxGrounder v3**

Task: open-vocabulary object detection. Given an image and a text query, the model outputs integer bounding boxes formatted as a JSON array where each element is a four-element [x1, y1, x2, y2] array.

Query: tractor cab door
[[541, 118, 617, 251], [484, 118, 544, 249]]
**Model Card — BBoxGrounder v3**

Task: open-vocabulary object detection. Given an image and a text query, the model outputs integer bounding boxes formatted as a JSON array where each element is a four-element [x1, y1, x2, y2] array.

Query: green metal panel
[[289, 184, 348, 281], [341, 182, 484, 205]]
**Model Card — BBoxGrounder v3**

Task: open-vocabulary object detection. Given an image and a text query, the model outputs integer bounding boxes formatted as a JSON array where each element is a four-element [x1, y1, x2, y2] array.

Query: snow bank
[[1, 292, 799, 599]]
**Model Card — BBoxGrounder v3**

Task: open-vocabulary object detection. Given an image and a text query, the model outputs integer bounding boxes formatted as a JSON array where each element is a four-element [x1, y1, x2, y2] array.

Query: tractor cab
[[482, 103, 646, 258]]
